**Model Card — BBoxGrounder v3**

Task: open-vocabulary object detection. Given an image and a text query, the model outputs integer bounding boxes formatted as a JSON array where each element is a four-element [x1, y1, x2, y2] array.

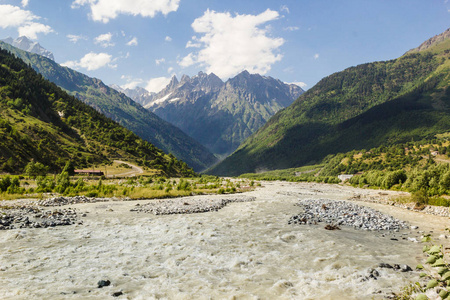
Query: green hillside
[[0, 48, 194, 177], [209, 29, 450, 176], [0, 41, 217, 172]]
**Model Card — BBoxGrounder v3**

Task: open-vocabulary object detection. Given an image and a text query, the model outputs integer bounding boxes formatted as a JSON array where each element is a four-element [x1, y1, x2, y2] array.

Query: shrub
[[176, 179, 191, 191], [411, 190, 429, 206], [24, 161, 49, 178]]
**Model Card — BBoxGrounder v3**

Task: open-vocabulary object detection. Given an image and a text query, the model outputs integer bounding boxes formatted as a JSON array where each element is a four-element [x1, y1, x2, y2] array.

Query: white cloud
[[178, 53, 196, 67], [0, 5, 53, 39], [21, 0, 29, 7], [186, 40, 201, 48], [284, 26, 299, 31], [289, 81, 307, 89], [167, 67, 174, 73], [71, 0, 180, 23], [18, 22, 52, 39], [121, 80, 143, 90], [314, 53, 319, 59], [165, 36, 172, 42], [155, 58, 166, 65], [180, 9, 284, 79], [67, 34, 87, 43], [126, 37, 138, 46], [145, 76, 172, 93], [119, 75, 144, 89], [62, 52, 113, 71], [280, 5, 290, 14], [94, 32, 114, 47]]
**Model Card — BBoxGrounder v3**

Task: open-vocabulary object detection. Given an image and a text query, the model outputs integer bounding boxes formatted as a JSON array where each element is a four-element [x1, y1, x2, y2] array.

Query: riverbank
[[0, 181, 448, 299]]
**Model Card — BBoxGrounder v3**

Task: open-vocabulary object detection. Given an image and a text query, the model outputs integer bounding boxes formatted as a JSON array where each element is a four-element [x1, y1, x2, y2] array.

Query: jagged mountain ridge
[[2, 36, 55, 61], [0, 41, 217, 172], [407, 28, 450, 53], [208, 28, 450, 176], [119, 71, 304, 157], [110, 85, 155, 107]]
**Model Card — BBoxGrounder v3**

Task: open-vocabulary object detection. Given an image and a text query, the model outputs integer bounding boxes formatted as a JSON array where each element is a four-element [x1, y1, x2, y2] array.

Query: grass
[[0, 176, 253, 201]]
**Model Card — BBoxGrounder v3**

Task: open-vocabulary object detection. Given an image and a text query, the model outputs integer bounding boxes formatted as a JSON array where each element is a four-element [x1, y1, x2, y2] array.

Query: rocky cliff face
[[120, 71, 304, 157], [2, 36, 55, 60], [406, 27, 450, 53]]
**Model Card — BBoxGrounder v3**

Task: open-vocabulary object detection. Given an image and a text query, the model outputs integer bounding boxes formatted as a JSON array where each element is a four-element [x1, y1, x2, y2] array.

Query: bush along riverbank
[[394, 231, 450, 299]]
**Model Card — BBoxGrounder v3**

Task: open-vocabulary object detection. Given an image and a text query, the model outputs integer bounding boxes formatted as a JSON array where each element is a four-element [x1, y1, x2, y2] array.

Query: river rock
[[98, 280, 111, 288]]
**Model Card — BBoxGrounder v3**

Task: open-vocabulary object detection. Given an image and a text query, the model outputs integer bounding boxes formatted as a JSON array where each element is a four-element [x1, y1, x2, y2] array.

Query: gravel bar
[[131, 195, 256, 215], [0, 206, 79, 230], [37, 196, 118, 206], [289, 199, 409, 231]]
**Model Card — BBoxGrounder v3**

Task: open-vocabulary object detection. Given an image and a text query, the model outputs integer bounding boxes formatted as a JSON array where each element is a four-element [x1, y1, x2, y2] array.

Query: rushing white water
[[0, 182, 448, 299]]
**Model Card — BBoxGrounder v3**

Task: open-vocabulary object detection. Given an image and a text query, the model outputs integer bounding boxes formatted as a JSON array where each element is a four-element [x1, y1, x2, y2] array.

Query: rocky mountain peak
[[2, 36, 55, 61], [180, 74, 191, 83], [168, 75, 179, 89], [407, 27, 450, 54]]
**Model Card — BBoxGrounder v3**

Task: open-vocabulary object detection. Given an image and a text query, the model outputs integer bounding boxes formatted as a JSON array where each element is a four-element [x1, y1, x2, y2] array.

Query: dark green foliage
[[62, 161, 75, 176], [0, 48, 194, 177], [176, 179, 191, 191], [0, 176, 23, 194], [209, 33, 450, 176], [24, 161, 49, 178], [0, 41, 216, 172], [411, 190, 429, 205]]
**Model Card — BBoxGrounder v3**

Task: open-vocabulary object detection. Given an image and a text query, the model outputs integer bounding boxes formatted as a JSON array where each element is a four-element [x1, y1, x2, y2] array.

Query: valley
[[0, 5, 449, 299]]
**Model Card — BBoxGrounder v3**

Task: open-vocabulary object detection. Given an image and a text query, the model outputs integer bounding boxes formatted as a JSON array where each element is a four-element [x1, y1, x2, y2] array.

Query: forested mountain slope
[[0, 48, 194, 177], [0, 41, 217, 172], [209, 28, 450, 176]]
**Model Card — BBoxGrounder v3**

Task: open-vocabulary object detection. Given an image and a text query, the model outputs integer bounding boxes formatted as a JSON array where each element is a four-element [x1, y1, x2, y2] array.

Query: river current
[[1, 182, 448, 299]]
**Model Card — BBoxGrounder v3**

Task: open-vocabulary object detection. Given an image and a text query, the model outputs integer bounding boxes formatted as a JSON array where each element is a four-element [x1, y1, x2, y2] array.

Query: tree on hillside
[[24, 160, 48, 178]]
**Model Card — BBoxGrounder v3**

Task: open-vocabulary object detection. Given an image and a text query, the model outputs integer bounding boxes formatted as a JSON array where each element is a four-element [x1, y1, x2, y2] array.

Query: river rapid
[[0, 181, 449, 299]]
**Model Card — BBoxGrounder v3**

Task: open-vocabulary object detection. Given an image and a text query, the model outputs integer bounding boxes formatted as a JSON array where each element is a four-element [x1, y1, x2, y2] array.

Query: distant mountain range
[[0, 48, 194, 177], [2, 36, 54, 61], [0, 40, 217, 172], [116, 71, 304, 157], [209, 28, 450, 176]]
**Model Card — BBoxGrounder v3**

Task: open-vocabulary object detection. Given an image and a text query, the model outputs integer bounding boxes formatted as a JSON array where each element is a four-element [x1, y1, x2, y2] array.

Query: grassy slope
[[0, 48, 194, 177], [0, 41, 217, 172], [209, 35, 450, 176]]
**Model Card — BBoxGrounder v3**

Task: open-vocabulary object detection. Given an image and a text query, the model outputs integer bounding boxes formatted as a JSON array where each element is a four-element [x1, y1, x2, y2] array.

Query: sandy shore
[[0, 181, 448, 299]]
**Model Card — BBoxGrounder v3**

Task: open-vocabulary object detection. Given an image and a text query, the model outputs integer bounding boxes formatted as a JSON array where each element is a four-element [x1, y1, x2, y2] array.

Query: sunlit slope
[[209, 29, 450, 176]]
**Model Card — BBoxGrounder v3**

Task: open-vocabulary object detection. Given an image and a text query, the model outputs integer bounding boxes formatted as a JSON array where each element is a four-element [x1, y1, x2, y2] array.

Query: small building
[[74, 170, 104, 176], [338, 174, 354, 182]]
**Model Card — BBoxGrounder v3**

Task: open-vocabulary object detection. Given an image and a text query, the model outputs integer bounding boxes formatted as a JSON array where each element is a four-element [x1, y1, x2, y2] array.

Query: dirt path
[[109, 160, 144, 177]]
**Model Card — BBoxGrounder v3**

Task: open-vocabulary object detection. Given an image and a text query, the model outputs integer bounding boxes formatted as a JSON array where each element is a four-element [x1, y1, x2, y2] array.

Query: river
[[0, 181, 448, 299]]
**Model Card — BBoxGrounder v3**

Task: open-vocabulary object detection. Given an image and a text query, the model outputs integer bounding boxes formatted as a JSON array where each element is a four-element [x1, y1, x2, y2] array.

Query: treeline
[[319, 138, 450, 206], [0, 48, 194, 177], [321, 139, 450, 176]]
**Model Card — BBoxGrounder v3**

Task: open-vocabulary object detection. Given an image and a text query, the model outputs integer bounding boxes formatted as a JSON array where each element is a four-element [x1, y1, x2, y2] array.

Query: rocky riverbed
[[0, 205, 79, 230], [0, 182, 448, 299], [289, 199, 409, 231], [131, 195, 256, 215]]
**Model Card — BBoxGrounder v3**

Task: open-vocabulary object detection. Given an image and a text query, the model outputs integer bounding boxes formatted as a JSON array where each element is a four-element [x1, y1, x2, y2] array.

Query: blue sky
[[0, 0, 448, 92]]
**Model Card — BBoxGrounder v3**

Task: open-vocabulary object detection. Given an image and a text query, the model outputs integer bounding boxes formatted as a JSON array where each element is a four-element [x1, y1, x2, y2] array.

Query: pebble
[[0, 206, 78, 230], [288, 199, 409, 231], [131, 196, 256, 215], [37, 196, 113, 207]]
